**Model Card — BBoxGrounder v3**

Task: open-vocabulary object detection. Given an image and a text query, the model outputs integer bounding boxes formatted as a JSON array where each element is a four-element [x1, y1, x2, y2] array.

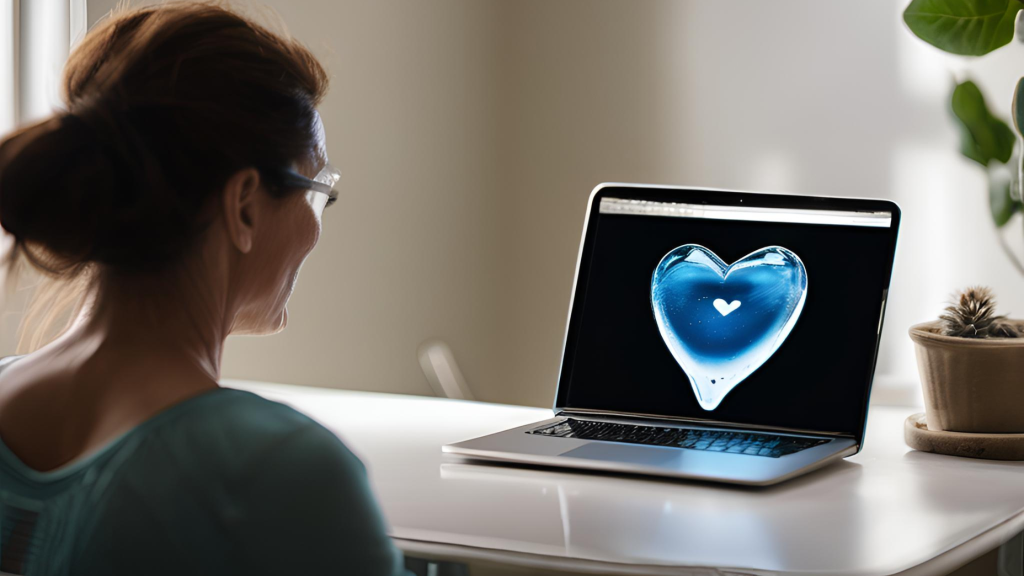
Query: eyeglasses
[[272, 163, 341, 215]]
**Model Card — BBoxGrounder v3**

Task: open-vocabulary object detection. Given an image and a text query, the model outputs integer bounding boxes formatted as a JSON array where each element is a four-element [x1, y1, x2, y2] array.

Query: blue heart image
[[651, 244, 807, 411]]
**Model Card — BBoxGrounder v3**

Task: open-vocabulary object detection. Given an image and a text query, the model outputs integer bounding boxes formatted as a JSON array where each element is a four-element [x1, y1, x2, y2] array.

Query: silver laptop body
[[444, 183, 900, 486]]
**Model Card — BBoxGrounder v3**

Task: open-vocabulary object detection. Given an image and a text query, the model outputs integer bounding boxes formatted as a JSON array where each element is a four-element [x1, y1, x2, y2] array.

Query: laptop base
[[443, 417, 857, 487]]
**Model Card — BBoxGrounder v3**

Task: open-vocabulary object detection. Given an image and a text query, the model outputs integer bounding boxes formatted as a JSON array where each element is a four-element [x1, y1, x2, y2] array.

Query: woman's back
[[0, 356, 406, 575], [0, 1, 409, 572]]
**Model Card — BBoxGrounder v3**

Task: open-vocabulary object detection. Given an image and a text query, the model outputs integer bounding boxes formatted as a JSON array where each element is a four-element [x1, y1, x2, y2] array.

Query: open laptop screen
[[557, 188, 899, 437]]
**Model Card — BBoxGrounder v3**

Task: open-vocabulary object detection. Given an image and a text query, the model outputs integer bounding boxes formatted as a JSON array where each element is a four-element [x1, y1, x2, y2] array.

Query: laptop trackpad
[[561, 442, 682, 467]]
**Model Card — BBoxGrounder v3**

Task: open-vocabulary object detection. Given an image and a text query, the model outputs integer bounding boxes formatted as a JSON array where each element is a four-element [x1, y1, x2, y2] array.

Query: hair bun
[[0, 113, 122, 272], [1, 3, 330, 278]]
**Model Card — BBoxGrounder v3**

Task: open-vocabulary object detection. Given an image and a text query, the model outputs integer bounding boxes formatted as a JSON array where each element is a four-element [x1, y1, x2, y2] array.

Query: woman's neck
[[71, 269, 230, 382], [0, 265, 235, 472]]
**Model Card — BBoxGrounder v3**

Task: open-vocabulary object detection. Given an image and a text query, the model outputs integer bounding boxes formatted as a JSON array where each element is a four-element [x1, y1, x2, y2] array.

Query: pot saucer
[[905, 413, 1024, 461]]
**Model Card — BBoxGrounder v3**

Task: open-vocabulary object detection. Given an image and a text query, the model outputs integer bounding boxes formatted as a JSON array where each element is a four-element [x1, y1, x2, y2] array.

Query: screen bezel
[[553, 183, 902, 447]]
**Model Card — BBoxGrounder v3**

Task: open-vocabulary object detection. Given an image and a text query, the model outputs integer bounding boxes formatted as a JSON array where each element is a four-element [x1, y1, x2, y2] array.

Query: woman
[[0, 2, 409, 574]]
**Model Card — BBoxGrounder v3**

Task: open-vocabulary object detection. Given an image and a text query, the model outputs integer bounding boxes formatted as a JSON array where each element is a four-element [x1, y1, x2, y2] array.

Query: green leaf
[[1013, 77, 1024, 135], [951, 80, 1016, 166], [988, 172, 1019, 226], [904, 0, 1024, 56]]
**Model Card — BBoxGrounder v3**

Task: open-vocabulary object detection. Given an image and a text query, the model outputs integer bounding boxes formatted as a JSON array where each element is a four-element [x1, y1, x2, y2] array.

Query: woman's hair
[[0, 1, 329, 350]]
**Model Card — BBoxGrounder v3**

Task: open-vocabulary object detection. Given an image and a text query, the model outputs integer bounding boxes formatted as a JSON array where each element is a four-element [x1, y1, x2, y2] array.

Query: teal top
[[0, 357, 410, 575]]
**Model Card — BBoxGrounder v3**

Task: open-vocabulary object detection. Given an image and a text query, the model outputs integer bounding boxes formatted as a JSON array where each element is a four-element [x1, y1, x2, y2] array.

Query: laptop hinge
[[554, 408, 854, 439]]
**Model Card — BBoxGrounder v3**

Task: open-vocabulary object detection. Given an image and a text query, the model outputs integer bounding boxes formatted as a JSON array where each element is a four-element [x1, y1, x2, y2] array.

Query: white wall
[[666, 1, 1024, 403], [217, 0, 505, 399], [5, 0, 1018, 407]]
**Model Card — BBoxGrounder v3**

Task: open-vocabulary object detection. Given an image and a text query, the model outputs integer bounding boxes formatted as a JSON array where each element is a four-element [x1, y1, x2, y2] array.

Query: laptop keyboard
[[528, 418, 829, 458]]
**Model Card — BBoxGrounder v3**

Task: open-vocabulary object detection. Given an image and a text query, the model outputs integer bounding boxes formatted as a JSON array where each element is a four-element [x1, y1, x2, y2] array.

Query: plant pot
[[909, 320, 1024, 433]]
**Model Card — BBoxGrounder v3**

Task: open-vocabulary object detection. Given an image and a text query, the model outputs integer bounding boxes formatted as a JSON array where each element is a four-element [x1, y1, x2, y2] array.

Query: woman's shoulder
[[151, 387, 364, 479], [176, 387, 331, 439], [84, 391, 407, 575]]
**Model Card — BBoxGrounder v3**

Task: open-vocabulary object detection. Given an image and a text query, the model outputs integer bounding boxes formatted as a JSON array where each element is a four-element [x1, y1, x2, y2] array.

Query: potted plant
[[903, 0, 1024, 272], [909, 287, 1024, 433]]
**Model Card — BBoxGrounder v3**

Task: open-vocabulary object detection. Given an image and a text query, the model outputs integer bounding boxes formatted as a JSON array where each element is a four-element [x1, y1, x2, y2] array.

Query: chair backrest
[[417, 339, 474, 400]]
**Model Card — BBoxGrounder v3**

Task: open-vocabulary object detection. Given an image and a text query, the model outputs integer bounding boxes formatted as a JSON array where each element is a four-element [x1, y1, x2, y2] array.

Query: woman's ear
[[221, 168, 263, 254]]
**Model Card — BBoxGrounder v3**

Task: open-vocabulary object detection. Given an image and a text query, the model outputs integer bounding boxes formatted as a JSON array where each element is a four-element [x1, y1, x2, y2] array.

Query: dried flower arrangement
[[939, 286, 1021, 338]]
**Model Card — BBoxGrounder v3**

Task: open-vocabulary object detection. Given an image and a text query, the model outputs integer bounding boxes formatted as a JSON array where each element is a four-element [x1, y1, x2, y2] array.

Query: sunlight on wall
[[665, 0, 1024, 406], [894, 0, 948, 103], [744, 151, 799, 195], [0, 0, 15, 135], [883, 146, 963, 378], [19, 0, 68, 123]]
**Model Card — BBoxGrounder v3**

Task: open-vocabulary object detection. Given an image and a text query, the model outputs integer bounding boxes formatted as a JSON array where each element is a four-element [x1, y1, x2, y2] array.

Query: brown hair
[[0, 1, 329, 349]]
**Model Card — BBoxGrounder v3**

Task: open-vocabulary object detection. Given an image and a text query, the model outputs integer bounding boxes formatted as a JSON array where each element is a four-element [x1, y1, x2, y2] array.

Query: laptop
[[444, 183, 900, 486]]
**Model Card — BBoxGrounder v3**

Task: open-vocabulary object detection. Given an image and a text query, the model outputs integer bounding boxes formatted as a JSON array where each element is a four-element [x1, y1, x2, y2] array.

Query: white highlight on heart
[[713, 298, 741, 316]]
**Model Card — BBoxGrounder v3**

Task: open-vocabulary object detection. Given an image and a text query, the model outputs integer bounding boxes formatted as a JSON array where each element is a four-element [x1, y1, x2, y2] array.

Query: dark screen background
[[561, 210, 895, 436]]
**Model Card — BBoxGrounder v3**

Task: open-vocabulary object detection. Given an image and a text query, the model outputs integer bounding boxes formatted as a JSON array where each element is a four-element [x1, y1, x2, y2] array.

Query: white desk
[[226, 381, 1024, 576]]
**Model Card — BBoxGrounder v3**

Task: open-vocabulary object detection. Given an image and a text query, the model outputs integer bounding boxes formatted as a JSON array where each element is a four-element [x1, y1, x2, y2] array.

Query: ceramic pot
[[909, 320, 1024, 433]]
